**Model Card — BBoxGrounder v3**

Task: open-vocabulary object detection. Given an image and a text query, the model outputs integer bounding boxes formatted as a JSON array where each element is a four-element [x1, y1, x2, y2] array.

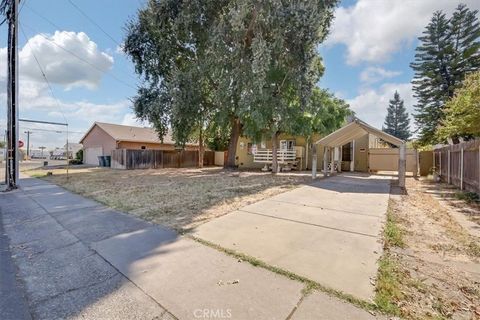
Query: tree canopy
[[411, 4, 480, 145], [436, 71, 480, 140], [382, 91, 410, 141], [124, 0, 339, 169]]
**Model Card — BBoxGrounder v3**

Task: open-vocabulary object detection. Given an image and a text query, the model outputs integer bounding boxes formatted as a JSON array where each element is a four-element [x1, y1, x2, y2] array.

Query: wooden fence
[[111, 149, 215, 170], [434, 139, 480, 194]]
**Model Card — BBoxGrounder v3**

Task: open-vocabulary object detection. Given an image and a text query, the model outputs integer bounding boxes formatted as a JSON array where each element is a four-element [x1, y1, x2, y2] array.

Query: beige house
[[79, 122, 198, 165], [235, 133, 384, 171], [235, 119, 417, 175]]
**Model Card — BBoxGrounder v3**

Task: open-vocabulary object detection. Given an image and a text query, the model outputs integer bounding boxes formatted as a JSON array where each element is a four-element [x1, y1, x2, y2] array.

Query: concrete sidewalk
[[193, 173, 391, 300], [1, 176, 383, 319]]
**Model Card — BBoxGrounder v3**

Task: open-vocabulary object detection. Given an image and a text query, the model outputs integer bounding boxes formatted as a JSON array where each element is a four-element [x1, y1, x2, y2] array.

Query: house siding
[[82, 125, 117, 159]]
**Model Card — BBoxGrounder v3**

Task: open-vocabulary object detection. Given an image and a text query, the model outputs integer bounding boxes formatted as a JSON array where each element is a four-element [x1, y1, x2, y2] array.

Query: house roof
[[79, 122, 188, 145], [315, 118, 404, 147]]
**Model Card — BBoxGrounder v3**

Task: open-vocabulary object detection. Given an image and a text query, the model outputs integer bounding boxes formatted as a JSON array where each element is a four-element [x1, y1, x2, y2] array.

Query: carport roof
[[315, 118, 404, 147]]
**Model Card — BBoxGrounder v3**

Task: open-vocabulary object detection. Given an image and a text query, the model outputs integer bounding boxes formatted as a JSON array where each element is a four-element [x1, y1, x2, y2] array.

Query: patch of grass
[[454, 191, 480, 204], [189, 235, 379, 313], [384, 203, 405, 249], [374, 254, 403, 316], [467, 241, 480, 257]]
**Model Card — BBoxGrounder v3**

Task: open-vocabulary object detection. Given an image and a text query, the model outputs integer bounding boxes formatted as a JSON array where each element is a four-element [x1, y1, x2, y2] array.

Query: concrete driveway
[[193, 173, 392, 301]]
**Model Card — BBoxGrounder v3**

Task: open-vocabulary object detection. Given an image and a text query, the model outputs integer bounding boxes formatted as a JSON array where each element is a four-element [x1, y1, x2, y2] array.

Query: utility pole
[[5, 0, 19, 190], [24, 130, 31, 158]]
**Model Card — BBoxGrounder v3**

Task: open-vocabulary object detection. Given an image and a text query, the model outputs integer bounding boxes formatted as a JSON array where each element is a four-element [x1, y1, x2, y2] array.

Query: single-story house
[[79, 122, 198, 165], [235, 118, 417, 175]]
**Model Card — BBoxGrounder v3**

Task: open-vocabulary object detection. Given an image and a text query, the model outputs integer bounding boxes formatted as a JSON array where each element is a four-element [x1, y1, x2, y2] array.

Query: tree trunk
[[225, 117, 241, 169], [271, 131, 279, 174], [198, 128, 204, 168]]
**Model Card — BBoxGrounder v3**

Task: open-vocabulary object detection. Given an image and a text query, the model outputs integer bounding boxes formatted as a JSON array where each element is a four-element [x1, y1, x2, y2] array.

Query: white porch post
[[338, 145, 343, 172], [323, 146, 328, 177], [330, 147, 335, 174], [311, 143, 317, 179], [398, 143, 406, 188], [350, 140, 355, 172]]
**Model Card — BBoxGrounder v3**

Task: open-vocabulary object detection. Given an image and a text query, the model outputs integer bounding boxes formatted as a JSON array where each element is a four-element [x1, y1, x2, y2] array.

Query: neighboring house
[[64, 143, 83, 159], [235, 120, 407, 173], [79, 122, 198, 165]]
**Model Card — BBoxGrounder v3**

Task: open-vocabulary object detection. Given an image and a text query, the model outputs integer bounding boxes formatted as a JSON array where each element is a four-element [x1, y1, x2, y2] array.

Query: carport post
[[350, 140, 355, 172], [398, 143, 406, 188], [323, 146, 328, 177], [338, 145, 342, 172], [311, 143, 317, 179], [330, 148, 335, 174]]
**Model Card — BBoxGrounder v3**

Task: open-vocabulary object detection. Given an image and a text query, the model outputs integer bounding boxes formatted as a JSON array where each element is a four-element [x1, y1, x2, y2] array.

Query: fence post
[[447, 149, 450, 184], [478, 146, 480, 194], [433, 150, 435, 170], [460, 147, 464, 190], [439, 149, 442, 177]]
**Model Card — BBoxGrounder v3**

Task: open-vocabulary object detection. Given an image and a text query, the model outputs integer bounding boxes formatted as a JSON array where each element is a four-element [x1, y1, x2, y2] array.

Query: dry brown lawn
[[25, 166, 311, 231], [384, 178, 480, 319]]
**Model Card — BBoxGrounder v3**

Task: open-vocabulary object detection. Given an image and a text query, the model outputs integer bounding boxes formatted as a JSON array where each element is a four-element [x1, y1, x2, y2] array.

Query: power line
[[67, 0, 122, 47], [20, 127, 85, 134], [21, 22, 137, 90], [19, 23, 68, 124], [22, 3, 138, 82]]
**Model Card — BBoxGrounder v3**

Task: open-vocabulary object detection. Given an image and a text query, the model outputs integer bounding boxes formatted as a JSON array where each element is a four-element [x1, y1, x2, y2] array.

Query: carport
[[312, 118, 406, 187]]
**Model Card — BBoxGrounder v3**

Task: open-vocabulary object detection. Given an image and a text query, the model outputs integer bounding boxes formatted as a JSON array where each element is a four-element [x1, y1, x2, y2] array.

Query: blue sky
[[0, 0, 479, 148]]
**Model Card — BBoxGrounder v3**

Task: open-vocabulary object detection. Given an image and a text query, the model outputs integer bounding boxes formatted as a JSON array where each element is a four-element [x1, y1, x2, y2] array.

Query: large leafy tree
[[207, 0, 337, 171], [296, 88, 351, 169], [437, 71, 480, 140], [411, 4, 480, 145], [124, 0, 226, 167], [382, 91, 410, 140], [125, 0, 338, 170]]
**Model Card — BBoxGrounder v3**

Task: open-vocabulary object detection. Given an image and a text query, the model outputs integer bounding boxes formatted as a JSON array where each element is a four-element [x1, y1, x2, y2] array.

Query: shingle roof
[[96, 122, 175, 144], [80, 122, 195, 145], [315, 118, 404, 147]]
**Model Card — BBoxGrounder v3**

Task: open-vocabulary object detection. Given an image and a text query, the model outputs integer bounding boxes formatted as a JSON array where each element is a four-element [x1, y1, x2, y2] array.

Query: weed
[[384, 202, 405, 248], [374, 254, 403, 316], [454, 191, 479, 204]]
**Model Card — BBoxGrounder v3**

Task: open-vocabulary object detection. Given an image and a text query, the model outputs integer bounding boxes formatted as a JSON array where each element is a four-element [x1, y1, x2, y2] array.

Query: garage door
[[84, 147, 103, 165]]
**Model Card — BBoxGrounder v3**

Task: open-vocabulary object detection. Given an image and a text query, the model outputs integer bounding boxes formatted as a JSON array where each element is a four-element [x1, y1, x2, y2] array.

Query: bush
[[75, 149, 84, 161], [455, 191, 480, 204], [69, 159, 83, 165]]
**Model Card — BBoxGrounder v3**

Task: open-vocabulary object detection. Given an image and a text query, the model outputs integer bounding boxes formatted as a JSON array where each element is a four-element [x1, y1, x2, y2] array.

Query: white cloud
[[19, 31, 114, 89], [0, 31, 132, 148], [359, 67, 401, 85], [347, 82, 416, 130], [327, 0, 480, 65]]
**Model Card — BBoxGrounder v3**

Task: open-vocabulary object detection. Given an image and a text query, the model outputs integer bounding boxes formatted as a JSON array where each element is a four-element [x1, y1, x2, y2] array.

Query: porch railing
[[253, 149, 297, 163]]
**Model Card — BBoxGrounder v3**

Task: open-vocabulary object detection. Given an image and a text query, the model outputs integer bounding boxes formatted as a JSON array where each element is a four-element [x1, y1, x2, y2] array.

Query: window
[[141, 146, 146, 150], [280, 140, 295, 150]]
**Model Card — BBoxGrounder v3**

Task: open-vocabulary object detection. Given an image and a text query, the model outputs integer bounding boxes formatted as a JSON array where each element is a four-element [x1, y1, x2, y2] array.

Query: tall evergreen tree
[[382, 91, 410, 141], [411, 4, 480, 145]]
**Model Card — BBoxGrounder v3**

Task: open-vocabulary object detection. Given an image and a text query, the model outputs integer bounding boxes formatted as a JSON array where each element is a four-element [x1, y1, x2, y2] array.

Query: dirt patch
[[25, 166, 311, 231], [381, 178, 480, 319]]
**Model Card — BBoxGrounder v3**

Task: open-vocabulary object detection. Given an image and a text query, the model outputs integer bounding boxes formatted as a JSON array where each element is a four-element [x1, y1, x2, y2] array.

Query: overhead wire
[[19, 23, 68, 125], [21, 22, 137, 91], [23, 3, 139, 83], [67, 0, 122, 47]]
